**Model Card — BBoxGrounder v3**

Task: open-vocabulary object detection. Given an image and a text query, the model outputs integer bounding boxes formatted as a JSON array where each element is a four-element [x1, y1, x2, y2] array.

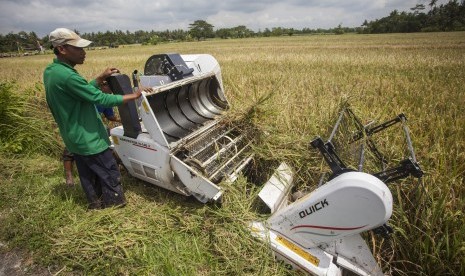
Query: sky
[[0, 0, 444, 37]]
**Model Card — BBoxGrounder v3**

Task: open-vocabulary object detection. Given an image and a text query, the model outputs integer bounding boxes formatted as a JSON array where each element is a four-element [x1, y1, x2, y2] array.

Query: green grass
[[1, 32, 464, 275]]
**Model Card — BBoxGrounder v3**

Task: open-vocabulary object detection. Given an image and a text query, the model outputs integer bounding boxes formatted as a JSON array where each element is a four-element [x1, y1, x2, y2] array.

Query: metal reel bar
[[311, 105, 423, 184]]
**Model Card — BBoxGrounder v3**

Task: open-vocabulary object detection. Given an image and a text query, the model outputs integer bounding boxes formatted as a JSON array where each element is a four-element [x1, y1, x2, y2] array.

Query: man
[[62, 106, 119, 187], [44, 28, 151, 209], [63, 103, 120, 187], [63, 148, 76, 187]]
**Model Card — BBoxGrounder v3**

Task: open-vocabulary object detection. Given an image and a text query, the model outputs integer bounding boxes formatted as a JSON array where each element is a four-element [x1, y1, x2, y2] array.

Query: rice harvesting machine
[[107, 53, 423, 276]]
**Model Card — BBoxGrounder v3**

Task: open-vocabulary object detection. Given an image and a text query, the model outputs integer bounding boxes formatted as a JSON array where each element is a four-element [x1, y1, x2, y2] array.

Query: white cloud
[[0, 0, 451, 37]]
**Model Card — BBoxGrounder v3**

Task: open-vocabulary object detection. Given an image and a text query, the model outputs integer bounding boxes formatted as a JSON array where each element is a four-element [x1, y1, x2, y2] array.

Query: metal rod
[[358, 143, 365, 172], [225, 154, 254, 183], [328, 107, 346, 143], [317, 173, 327, 188], [143, 72, 216, 96], [187, 126, 236, 157], [401, 118, 417, 163], [209, 141, 252, 181], [200, 135, 243, 167]]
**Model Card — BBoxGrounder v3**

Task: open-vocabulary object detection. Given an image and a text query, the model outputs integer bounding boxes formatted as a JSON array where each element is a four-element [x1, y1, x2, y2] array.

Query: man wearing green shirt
[[43, 28, 151, 209]]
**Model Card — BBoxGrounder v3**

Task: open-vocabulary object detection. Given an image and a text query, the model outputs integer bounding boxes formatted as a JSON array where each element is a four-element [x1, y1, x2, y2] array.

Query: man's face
[[57, 44, 86, 66]]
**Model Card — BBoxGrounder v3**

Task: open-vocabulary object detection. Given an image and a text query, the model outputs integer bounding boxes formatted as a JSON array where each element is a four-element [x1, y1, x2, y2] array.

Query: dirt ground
[[0, 242, 51, 276]]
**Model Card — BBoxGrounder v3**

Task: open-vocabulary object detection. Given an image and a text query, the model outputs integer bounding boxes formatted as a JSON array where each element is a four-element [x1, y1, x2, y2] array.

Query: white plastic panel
[[267, 172, 393, 248], [170, 155, 222, 203], [258, 162, 294, 213]]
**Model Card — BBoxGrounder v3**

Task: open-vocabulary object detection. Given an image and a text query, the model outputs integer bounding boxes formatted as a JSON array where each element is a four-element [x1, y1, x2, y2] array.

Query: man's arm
[[95, 67, 153, 104], [95, 67, 119, 87]]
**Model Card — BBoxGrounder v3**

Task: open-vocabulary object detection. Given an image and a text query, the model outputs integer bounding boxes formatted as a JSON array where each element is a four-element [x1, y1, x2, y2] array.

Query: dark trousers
[[74, 148, 126, 209]]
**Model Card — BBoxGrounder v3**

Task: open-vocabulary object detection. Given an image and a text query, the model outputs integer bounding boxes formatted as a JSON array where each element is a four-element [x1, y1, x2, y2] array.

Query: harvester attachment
[[108, 53, 292, 204], [251, 105, 423, 276]]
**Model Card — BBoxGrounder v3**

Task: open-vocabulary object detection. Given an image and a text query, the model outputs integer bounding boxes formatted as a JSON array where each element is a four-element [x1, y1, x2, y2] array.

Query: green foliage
[[216, 25, 255, 39], [0, 31, 41, 53], [334, 24, 345, 35], [361, 0, 465, 33], [0, 157, 292, 275], [0, 81, 61, 156], [189, 20, 215, 41], [0, 82, 13, 125]]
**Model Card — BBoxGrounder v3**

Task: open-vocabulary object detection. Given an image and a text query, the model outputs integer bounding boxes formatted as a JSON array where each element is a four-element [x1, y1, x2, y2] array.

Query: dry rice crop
[[0, 32, 464, 275]]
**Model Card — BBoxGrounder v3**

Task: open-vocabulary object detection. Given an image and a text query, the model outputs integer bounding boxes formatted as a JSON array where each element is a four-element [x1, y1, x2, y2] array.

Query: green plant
[[0, 81, 61, 156]]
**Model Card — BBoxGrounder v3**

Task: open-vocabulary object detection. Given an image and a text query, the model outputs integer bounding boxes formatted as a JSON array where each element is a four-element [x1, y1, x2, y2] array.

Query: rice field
[[0, 32, 464, 275]]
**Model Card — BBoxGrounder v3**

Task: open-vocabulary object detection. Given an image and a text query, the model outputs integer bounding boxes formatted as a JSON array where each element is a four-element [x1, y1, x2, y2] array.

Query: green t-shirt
[[44, 58, 124, 155]]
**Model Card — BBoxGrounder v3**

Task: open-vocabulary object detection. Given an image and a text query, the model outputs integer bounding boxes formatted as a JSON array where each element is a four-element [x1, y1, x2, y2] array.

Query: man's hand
[[135, 86, 154, 97], [122, 86, 154, 103], [96, 67, 120, 86]]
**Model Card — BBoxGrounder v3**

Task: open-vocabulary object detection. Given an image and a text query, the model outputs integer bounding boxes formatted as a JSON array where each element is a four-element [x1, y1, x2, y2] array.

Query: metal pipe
[[358, 143, 365, 171], [209, 141, 253, 181], [328, 107, 346, 143], [401, 118, 417, 163], [200, 135, 243, 167], [187, 127, 237, 158]]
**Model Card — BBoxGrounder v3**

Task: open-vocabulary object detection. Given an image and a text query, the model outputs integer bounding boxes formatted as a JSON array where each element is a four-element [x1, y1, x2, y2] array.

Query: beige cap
[[49, 28, 92, 48]]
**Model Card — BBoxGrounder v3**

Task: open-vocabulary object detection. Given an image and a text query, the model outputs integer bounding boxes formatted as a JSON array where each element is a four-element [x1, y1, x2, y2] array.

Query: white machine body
[[269, 172, 392, 248], [252, 172, 393, 276], [110, 54, 260, 203]]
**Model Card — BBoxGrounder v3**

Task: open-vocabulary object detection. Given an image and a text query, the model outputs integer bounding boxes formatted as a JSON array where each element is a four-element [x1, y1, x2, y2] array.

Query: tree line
[[0, 0, 464, 54], [361, 0, 465, 33], [0, 23, 359, 54]]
